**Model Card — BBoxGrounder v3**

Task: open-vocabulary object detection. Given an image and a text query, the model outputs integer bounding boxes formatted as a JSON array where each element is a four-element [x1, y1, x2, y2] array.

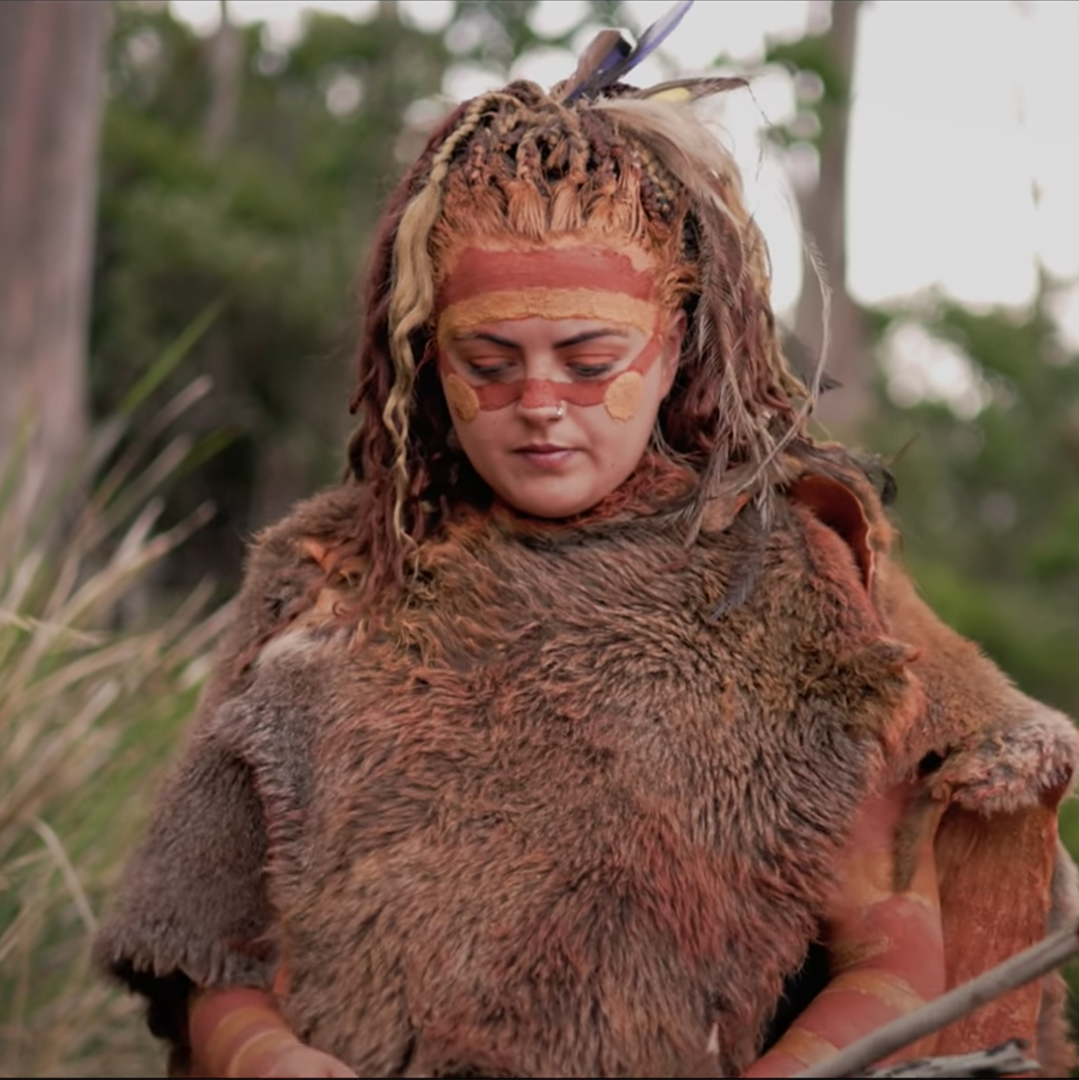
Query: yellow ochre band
[[226, 1029, 298, 1078], [437, 289, 658, 345], [821, 968, 927, 1014], [774, 1026, 841, 1067]]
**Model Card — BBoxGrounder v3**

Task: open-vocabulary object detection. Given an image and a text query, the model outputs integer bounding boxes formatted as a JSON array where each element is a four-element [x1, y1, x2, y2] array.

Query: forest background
[[2, 0, 1078, 1074]]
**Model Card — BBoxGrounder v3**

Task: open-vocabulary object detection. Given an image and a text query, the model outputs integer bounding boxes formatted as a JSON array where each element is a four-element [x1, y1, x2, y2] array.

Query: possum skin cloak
[[95, 468, 1079, 1077]]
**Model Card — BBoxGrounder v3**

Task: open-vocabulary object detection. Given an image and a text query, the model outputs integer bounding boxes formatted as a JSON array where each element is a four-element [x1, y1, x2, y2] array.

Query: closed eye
[[570, 362, 616, 380], [563, 344, 626, 380], [466, 359, 515, 380]]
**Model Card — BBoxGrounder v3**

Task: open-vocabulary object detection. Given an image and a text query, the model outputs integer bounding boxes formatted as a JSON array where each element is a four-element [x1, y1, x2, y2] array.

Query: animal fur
[[94, 469, 1079, 1077], [781, 452, 1079, 1073]]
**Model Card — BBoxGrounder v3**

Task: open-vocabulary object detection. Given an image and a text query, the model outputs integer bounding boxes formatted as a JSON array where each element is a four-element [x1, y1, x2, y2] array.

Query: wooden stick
[[795, 924, 1079, 1078], [864, 1040, 1037, 1078]]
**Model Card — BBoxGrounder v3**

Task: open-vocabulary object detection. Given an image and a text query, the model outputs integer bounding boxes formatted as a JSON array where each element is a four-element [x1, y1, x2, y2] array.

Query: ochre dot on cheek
[[444, 372, 480, 423], [603, 371, 645, 422]]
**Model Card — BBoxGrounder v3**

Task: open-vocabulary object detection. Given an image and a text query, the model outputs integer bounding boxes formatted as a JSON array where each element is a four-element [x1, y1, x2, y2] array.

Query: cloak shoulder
[[785, 454, 1079, 1072], [91, 484, 367, 1062]]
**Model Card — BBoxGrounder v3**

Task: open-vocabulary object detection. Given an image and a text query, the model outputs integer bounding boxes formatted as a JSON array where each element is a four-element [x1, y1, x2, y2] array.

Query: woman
[[95, 55, 1078, 1079]]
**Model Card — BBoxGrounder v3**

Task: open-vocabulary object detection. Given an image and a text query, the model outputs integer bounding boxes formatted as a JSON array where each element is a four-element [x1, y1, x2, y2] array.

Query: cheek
[[450, 409, 505, 474], [601, 361, 668, 437], [585, 388, 660, 467], [595, 329, 670, 423], [443, 372, 481, 424], [602, 372, 645, 422]]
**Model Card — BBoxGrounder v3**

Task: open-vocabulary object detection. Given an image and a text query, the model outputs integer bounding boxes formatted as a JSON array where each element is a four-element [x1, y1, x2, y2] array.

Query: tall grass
[[0, 381, 231, 1077]]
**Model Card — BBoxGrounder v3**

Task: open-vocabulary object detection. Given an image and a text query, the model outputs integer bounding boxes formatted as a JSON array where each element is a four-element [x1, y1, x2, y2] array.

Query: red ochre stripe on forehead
[[437, 246, 659, 306]]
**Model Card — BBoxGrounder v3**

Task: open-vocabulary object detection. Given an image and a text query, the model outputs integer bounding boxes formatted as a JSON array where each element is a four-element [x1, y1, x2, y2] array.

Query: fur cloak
[[94, 466, 1079, 1077]]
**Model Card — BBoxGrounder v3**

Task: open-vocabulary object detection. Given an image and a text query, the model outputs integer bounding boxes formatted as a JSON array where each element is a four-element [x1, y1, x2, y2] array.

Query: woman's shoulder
[[199, 483, 369, 714], [776, 447, 1079, 800], [247, 481, 369, 570], [239, 482, 365, 617]]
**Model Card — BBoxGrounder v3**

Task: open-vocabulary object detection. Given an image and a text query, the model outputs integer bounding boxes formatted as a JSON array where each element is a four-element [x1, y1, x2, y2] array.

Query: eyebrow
[[457, 329, 630, 349], [556, 329, 630, 348]]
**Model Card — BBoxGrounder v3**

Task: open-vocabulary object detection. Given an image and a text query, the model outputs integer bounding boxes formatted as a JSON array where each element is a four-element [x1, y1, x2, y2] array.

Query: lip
[[515, 444, 576, 469]]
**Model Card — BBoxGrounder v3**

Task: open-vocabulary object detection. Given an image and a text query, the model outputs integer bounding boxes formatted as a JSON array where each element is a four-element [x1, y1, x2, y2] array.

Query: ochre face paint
[[442, 336, 664, 423], [438, 290, 657, 348], [437, 242, 669, 424], [437, 243, 659, 303], [603, 371, 645, 422], [443, 373, 480, 423]]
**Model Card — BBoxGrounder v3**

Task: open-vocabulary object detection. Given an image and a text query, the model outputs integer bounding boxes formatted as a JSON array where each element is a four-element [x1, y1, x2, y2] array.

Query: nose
[[516, 378, 566, 421]]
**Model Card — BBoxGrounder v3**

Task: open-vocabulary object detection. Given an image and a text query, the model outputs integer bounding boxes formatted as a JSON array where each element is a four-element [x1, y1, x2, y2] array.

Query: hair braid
[[384, 91, 522, 543]]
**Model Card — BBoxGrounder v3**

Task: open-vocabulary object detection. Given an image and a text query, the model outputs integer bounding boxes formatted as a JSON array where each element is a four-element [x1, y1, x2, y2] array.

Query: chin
[[504, 486, 598, 520], [519, 499, 592, 520]]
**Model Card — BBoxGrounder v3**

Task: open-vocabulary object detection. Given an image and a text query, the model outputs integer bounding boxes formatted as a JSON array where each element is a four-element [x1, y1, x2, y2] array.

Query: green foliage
[[765, 33, 849, 110], [755, 15, 852, 157], [868, 282, 1079, 717], [94, 3, 452, 591]]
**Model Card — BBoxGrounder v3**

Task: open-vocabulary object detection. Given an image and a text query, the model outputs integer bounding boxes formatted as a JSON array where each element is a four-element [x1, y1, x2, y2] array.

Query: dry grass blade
[[0, 683, 119, 850], [0, 383, 230, 1077], [29, 819, 98, 934], [85, 375, 212, 518], [0, 610, 104, 645]]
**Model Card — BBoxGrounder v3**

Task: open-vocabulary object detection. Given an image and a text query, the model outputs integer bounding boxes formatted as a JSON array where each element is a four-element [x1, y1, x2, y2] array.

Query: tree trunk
[[202, 0, 243, 159], [0, 0, 109, 534], [794, 0, 868, 436]]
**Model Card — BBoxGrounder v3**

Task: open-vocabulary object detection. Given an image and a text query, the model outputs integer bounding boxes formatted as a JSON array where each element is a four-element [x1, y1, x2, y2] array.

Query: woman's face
[[435, 242, 685, 519]]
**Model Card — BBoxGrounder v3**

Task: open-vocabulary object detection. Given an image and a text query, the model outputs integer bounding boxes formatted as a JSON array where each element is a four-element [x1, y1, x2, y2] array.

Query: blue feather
[[565, 0, 696, 102], [627, 0, 695, 70], [590, 34, 633, 84]]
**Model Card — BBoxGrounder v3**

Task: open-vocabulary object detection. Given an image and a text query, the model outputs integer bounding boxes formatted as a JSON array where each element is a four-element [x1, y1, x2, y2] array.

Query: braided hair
[[341, 80, 815, 610]]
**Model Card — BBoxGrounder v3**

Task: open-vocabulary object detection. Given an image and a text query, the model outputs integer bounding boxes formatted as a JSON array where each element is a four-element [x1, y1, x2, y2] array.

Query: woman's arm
[[188, 987, 357, 1078], [94, 505, 352, 1070], [743, 779, 946, 1077]]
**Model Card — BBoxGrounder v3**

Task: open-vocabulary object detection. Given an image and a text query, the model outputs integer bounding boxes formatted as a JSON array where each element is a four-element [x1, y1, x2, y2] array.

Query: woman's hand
[[742, 777, 947, 1078], [188, 986, 357, 1078]]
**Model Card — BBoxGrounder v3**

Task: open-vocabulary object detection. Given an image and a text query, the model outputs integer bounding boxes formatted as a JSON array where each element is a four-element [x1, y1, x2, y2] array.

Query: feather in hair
[[556, 30, 631, 104], [562, 0, 696, 103], [629, 76, 749, 103]]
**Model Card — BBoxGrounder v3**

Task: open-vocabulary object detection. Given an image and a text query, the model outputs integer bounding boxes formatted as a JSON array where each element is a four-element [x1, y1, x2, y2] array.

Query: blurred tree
[[870, 277, 1079, 717], [0, 0, 111, 532], [760, 0, 869, 435], [202, 0, 243, 158]]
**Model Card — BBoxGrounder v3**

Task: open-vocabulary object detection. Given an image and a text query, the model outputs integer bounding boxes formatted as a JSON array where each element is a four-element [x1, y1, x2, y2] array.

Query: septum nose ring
[[517, 381, 566, 420]]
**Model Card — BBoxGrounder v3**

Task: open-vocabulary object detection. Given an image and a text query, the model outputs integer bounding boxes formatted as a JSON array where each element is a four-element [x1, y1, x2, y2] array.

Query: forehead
[[436, 239, 662, 345], [438, 236, 659, 292]]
